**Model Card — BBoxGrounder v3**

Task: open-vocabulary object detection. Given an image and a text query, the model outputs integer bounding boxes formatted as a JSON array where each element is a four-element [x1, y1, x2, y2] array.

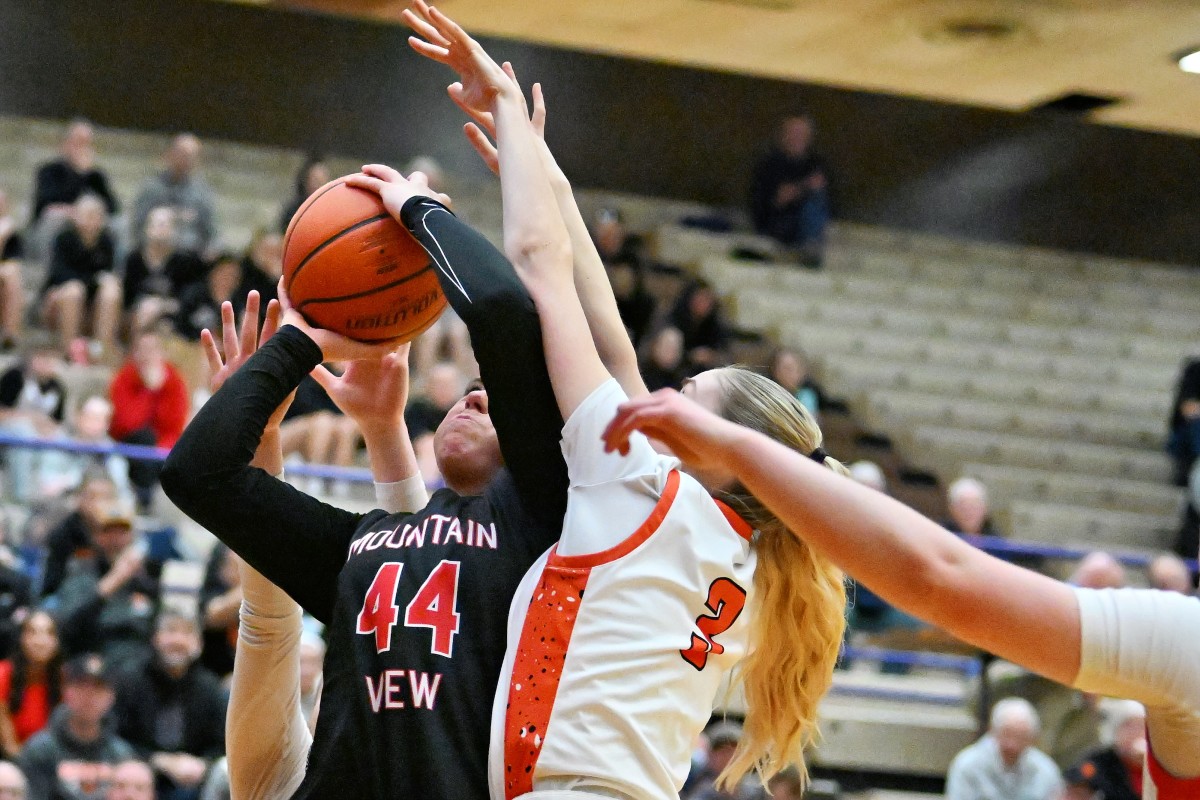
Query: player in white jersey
[[403, 8, 847, 798], [194, 293, 427, 800], [603, 390, 1200, 800]]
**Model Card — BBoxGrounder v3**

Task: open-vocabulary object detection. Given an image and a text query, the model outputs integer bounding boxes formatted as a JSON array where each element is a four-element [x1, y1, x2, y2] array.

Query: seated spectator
[[197, 546, 239, 679], [942, 477, 998, 537], [639, 327, 687, 393], [32, 121, 119, 227], [766, 768, 803, 800], [945, 698, 1063, 800], [767, 348, 822, 417], [36, 398, 132, 505], [683, 722, 765, 800], [0, 188, 27, 349], [55, 502, 159, 670], [404, 362, 464, 439], [298, 632, 324, 728], [1065, 701, 1146, 800], [668, 280, 729, 374], [237, 230, 282, 311], [40, 195, 121, 357], [606, 258, 656, 347], [277, 156, 331, 234], [590, 208, 644, 267], [130, 135, 215, 258], [17, 653, 134, 800], [279, 372, 360, 496], [113, 612, 224, 800], [1148, 551, 1193, 593], [0, 552, 33, 661], [122, 207, 205, 335], [1167, 356, 1200, 557], [0, 611, 61, 757], [173, 255, 243, 343], [1070, 551, 1127, 590], [108, 332, 188, 511], [0, 338, 67, 503], [0, 760, 26, 799], [749, 114, 830, 266], [40, 474, 118, 599], [105, 760, 152, 800]]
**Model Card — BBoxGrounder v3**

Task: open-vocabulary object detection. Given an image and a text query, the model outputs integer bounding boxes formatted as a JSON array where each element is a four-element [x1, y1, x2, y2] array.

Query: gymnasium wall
[[3, 0, 1199, 265]]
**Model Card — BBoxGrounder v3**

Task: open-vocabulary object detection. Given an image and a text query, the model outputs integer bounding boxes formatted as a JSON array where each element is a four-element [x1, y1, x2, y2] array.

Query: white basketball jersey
[[488, 380, 757, 800]]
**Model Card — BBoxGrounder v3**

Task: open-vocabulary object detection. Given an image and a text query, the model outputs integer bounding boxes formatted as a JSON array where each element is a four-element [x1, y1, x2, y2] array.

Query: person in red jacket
[[109, 330, 188, 510]]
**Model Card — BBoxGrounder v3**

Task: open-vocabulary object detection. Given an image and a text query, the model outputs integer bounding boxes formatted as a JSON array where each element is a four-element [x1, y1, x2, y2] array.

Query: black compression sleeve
[[161, 326, 381, 623], [400, 197, 568, 526]]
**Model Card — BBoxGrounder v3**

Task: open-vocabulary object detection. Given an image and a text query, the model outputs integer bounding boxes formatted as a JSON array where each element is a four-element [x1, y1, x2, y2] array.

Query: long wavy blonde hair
[[708, 367, 847, 790]]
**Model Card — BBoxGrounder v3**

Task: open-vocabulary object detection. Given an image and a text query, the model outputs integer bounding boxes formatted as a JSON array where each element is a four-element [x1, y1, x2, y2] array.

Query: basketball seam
[[285, 212, 391, 292], [294, 262, 437, 306], [282, 179, 346, 269]]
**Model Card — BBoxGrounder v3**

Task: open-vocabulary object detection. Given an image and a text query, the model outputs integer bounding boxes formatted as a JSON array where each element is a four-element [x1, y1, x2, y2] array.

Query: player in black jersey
[[161, 174, 572, 799]]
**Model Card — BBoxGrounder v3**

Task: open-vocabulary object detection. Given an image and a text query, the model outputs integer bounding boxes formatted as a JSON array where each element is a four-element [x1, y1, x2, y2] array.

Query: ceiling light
[[1178, 48, 1200, 74]]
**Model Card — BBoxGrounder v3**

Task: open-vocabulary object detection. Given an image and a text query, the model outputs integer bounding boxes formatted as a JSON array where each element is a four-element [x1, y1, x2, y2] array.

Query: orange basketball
[[282, 176, 446, 343]]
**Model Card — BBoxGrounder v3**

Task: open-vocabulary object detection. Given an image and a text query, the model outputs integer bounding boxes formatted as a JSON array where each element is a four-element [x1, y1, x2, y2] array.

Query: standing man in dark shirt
[[749, 114, 831, 266]]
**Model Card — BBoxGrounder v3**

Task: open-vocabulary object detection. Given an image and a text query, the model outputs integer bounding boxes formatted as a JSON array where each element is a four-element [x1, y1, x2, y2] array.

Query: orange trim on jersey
[[712, 498, 754, 542], [547, 469, 682, 569], [1147, 740, 1200, 799], [503, 563, 590, 800]]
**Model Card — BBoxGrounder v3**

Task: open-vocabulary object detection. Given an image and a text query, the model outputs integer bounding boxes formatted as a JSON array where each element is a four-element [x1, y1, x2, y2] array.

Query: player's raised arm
[[603, 389, 1084, 686]]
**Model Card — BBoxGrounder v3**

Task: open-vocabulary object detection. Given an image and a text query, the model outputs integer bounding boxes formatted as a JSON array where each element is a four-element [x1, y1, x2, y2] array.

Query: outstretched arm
[[603, 389, 1083, 686]]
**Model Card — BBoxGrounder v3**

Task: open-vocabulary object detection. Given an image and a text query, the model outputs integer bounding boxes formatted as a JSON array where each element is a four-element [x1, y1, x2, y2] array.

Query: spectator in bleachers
[[0, 552, 33, 661], [590, 208, 644, 267], [942, 477, 998, 538], [105, 760, 152, 800], [237, 230, 282, 312], [1147, 552, 1193, 594], [130, 135, 216, 258], [766, 768, 803, 800], [122, 207, 205, 336], [0, 761, 26, 799], [640, 326, 687, 393], [403, 362, 464, 439], [0, 611, 61, 757], [0, 188, 27, 350], [683, 722, 766, 800], [197, 545, 239, 680], [412, 310, 475, 387], [40, 195, 122, 358], [668, 280, 729, 374], [606, 258, 656, 348], [298, 632, 324, 728], [767, 348, 822, 417], [17, 653, 135, 800], [40, 474, 118, 598], [848, 460, 886, 492], [749, 114, 830, 267], [113, 611, 225, 800], [55, 501, 159, 669], [0, 337, 67, 504], [32, 122, 119, 226], [279, 372, 360, 496], [1167, 357, 1200, 558], [277, 156, 331, 234], [36, 398, 131, 506], [173, 255, 242, 343], [945, 698, 1063, 800], [1065, 701, 1146, 800], [107, 332, 188, 511], [1070, 552, 1126, 591]]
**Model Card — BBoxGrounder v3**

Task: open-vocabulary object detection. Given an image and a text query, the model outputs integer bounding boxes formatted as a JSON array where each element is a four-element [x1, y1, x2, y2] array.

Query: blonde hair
[[709, 367, 847, 790]]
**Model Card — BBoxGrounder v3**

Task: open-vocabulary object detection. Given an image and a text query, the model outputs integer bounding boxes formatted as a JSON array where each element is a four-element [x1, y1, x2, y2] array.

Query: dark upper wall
[[3, 0, 1198, 265]]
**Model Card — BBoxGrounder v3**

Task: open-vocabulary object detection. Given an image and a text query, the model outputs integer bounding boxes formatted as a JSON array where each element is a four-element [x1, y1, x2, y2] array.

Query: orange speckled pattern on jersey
[[503, 562, 591, 800]]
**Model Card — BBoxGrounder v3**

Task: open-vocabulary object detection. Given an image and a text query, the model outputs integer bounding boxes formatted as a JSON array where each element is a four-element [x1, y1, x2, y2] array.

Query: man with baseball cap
[[17, 654, 134, 800], [685, 722, 767, 800]]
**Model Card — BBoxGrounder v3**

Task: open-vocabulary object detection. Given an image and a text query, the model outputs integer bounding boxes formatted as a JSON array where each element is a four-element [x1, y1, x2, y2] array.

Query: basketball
[[282, 176, 447, 343]]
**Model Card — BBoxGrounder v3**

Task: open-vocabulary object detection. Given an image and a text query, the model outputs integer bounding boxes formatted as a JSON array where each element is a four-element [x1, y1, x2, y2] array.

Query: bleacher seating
[[652, 221, 1197, 558]]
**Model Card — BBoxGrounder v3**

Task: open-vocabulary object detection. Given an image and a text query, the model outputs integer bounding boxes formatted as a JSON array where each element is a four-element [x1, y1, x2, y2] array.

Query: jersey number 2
[[356, 560, 462, 657], [680, 577, 747, 671]]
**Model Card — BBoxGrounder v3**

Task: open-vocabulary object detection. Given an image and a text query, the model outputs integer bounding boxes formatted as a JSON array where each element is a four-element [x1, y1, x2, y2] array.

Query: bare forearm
[[721, 426, 1082, 684], [251, 427, 284, 475], [360, 420, 419, 485]]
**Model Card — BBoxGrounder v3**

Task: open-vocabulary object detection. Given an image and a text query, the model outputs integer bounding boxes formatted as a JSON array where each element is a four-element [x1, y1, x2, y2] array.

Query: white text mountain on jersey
[[347, 514, 499, 560]]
